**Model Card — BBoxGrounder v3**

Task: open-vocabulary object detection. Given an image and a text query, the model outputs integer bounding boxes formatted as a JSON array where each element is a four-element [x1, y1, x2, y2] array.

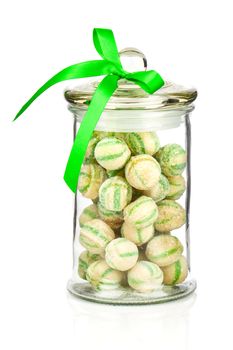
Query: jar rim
[[64, 80, 197, 112]]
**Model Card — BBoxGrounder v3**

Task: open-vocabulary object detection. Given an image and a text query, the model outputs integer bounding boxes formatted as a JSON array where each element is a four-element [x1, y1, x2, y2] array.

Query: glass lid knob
[[119, 48, 147, 72]]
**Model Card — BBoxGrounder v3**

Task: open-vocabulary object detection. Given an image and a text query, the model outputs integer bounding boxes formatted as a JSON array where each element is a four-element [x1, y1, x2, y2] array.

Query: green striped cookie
[[86, 259, 124, 291], [154, 199, 186, 232], [161, 255, 188, 285], [78, 250, 101, 280], [143, 174, 170, 202], [124, 196, 158, 229], [166, 175, 186, 200], [97, 202, 123, 229], [105, 238, 139, 271], [79, 204, 99, 227], [127, 261, 163, 292], [84, 136, 99, 164], [125, 154, 161, 190], [78, 163, 106, 200], [79, 219, 115, 254], [99, 176, 132, 211], [94, 137, 131, 170], [156, 144, 187, 176], [125, 132, 160, 156], [121, 222, 154, 246], [146, 234, 183, 267]]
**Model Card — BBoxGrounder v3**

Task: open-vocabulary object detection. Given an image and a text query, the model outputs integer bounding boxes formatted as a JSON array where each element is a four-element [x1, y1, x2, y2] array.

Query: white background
[[0, 0, 232, 349]]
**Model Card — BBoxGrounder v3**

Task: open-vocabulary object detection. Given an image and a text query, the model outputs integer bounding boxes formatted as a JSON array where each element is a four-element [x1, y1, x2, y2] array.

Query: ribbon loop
[[14, 28, 164, 193], [93, 28, 122, 68], [125, 70, 164, 94]]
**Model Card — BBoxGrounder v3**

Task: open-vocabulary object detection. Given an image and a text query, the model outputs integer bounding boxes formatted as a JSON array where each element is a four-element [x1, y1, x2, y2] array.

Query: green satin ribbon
[[14, 28, 164, 193]]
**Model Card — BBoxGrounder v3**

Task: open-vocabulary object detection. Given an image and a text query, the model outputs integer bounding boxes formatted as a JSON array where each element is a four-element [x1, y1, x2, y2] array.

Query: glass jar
[[66, 49, 197, 305]]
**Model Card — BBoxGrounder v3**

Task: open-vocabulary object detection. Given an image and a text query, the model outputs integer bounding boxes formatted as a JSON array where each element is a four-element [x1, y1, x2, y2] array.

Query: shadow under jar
[[65, 58, 197, 305]]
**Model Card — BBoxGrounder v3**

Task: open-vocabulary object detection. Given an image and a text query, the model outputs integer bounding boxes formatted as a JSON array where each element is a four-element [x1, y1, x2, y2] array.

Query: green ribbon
[[14, 28, 164, 193]]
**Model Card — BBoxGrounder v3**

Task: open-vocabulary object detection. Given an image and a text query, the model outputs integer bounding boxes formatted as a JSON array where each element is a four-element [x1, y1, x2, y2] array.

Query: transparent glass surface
[[67, 108, 196, 305]]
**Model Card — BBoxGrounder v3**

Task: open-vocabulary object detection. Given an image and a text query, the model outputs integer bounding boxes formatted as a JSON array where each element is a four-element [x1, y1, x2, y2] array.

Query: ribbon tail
[[63, 74, 119, 193], [13, 60, 114, 120]]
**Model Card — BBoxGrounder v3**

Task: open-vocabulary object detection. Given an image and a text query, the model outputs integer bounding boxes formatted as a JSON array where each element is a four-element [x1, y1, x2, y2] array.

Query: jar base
[[67, 279, 196, 305]]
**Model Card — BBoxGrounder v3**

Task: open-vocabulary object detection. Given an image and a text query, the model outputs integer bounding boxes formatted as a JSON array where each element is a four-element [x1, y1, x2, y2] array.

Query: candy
[[99, 176, 132, 211], [105, 238, 138, 271], [161, 255, 188, 285], [79, 219, 115, 254], [166, 175, 186, 200], [125, 132, 160, 156], [146, 234, 183, 267], [78, 163, 106, 200], [95, 137, 131, 170], [143, 174, 170, 202], [78, 250, 101, 280], [84, 136, 99, 164], [154, 200, 186, 232], [124, 196, 158, 229], [125, 154, 161, 190], [97, 202, 123, 229], [127, 261, 163, 292], [79, 204, 99, 227], [121, 222, 154, 246], [86, 259, 124, 290], [156, 144, 186, 176]]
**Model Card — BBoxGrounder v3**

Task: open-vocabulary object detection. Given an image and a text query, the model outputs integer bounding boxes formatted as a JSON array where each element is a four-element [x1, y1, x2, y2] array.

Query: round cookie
[[97, 202, 123, 229], [78, 250, 101, 280], [121, 222, 154, 246], [86, 259, 123, 290], [143, 174, 170, 202], [125, 132, 160, 156], [79, 204, 99, 227], [161, 255, 188, 285], [154, 200, 186, 232], [156, 144, 187, 176], [127, 261, 163, 292], [84, 136, 99, 164], [166, 175, 186, 200], [124, 196, 158, 229], [146, 234, 183, 267], [99, 176, 132, 211], [94, 137, 131, 170], [78, 163, 106, 200], [79, 219, 115, 254], [105, 238, 138, 271], [125, 154, 161, 190]]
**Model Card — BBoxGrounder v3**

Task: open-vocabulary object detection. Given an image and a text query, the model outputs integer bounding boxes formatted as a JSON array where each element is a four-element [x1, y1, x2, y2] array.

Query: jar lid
[[64, 48, 197, 112]]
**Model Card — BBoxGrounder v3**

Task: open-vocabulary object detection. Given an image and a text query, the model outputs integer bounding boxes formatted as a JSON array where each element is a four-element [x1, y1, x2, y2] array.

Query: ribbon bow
[[14, 28, 164, 193]]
